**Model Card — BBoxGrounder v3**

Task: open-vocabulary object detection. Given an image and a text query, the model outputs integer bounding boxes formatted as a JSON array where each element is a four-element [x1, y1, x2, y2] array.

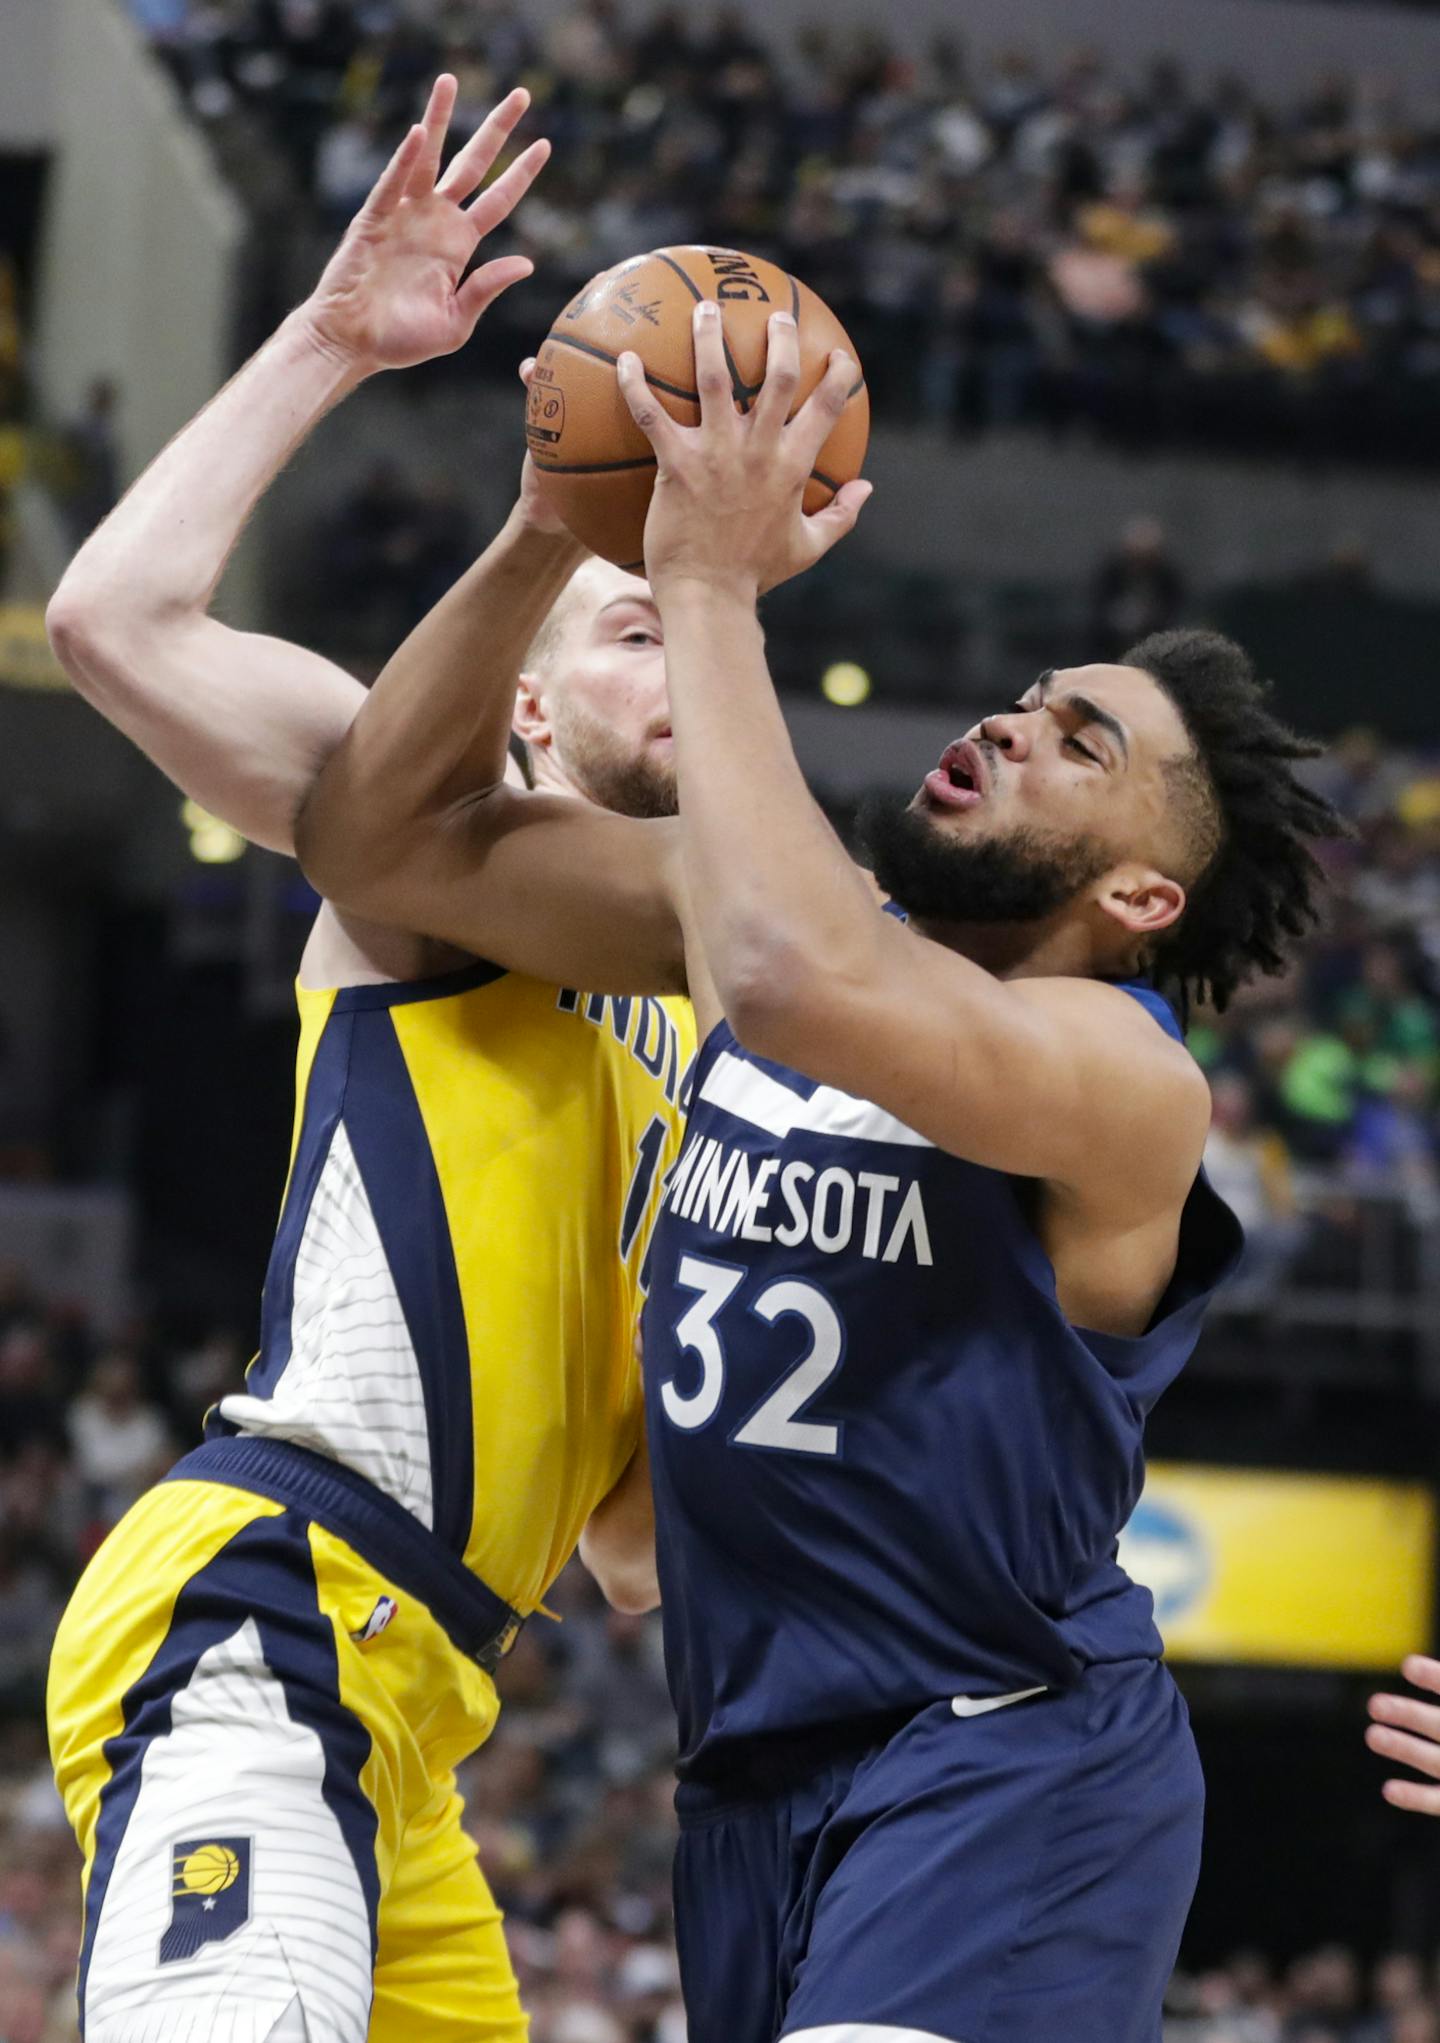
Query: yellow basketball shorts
[[48, 1459, 524, 2043]]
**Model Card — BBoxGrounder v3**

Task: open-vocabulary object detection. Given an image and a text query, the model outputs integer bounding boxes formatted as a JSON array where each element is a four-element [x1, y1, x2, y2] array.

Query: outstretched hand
[[300, 76, 548, 377], [616, 303, 873, 599], [1367, 1655, 1440, 1813]]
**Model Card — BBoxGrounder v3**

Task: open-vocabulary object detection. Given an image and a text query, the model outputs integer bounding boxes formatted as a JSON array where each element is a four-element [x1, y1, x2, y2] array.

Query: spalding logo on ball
[[526, 245, 870, 571]]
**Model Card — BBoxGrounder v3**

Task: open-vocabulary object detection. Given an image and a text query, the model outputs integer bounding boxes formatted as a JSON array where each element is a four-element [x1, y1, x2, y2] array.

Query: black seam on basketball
[[725, 337, 757, 409], [789, 274, 800, 320], [545, 332, 700, 403], [809, 468, 840, 494], [653, 250, 761, 405], [619, 561, 645, 573], [533, 455, 659, 475], [652, 250, 703, 302], [847, 377, 865, 399]]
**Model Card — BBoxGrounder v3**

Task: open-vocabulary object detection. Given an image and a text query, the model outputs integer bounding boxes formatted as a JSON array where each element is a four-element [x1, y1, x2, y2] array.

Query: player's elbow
[[579, 1526, 661, 1615], [46, 572, 167, 703], [45, 581, 116, 693], [600, 1562, 662, 1617]]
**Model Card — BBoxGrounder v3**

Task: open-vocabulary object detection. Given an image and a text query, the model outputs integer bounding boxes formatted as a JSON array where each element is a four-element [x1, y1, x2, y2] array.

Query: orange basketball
[[525, 246, 870, 570]]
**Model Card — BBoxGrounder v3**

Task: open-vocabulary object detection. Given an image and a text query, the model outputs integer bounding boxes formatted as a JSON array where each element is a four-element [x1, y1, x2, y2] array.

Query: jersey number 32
[[660, 1253, 845, 1458]]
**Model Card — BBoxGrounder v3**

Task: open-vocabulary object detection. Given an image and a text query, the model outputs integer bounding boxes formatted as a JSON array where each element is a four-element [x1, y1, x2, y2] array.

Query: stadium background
[[4, 0, 1440, 2036]]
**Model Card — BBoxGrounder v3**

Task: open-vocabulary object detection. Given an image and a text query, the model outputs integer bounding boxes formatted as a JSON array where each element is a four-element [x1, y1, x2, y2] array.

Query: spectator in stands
[[312, 458, 474, 652], [0, 1324, 65, 1460], [1203, 1073, 1302, 1305], [0, 1529, 62, 1716], [1088, 516, 1188, 661], [314, 105, 396, 227], [1343, 1063, 1440, 1223], [65, 1348, 173, 1531]]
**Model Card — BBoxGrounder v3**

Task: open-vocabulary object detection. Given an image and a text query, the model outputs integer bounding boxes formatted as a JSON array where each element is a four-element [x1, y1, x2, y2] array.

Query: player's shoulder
[[1016, 974, 1212, 1158], [1011, 971, 1191, 1051]]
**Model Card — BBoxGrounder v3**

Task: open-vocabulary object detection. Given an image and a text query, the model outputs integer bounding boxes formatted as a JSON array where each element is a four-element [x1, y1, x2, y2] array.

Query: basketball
[[525, 246, 870, 570], [178, 1844, 240, 1895]]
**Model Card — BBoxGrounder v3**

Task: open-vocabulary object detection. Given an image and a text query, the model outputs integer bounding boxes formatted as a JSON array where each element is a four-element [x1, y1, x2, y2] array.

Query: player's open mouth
[[924, 739, 987, 810]]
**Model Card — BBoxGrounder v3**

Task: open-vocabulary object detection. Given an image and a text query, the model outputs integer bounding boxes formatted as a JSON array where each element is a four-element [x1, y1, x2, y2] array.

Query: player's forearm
[[296, 505, 585, 899], [48, 314, 362, 676], [660, 578, 883, 1038]]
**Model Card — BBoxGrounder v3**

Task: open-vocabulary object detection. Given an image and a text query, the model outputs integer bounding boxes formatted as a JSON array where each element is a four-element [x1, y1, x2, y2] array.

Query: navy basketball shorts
[[672, 1658, 1204, 2043]]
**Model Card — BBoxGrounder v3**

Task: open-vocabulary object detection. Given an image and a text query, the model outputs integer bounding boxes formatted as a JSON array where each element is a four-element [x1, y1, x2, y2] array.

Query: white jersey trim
[[218, 1118, 435, 1529], [699, 1051, 934, 1149]]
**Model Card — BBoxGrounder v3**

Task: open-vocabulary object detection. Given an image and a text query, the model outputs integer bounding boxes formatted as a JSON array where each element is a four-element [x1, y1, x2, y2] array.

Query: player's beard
[[859, 795, 1114, 924], [548, 695, 678, 820]]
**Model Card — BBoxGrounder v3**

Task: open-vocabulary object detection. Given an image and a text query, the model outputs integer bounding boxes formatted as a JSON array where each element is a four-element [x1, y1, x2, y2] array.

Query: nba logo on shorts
[[159, 1836, 252, 1963]]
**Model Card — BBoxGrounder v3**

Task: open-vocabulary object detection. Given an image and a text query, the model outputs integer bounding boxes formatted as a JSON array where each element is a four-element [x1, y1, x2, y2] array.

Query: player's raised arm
[[616, 301, 1337, 1208], [45, 77, 547, 855]]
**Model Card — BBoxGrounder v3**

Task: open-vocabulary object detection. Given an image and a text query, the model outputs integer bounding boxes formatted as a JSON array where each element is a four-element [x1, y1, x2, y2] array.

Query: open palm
[[305, 76, 549, 375]]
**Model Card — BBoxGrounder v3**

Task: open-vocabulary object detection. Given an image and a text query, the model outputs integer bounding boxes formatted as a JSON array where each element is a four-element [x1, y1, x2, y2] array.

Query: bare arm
[[616, 305, 1210, 1200], [579, 1434, 660, 1614], [45, 79, 547, 858], [45, 323, 368, 853]]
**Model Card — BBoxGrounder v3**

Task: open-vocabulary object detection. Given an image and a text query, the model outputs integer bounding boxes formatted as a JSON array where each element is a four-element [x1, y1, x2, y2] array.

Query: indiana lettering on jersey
[[664, 1132, 934, 1265], [558, 989, 692, 1109]]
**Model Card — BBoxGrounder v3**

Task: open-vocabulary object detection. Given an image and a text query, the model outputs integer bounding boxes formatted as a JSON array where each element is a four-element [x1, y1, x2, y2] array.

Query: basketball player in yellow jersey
[[44, 80, 692, 2043]]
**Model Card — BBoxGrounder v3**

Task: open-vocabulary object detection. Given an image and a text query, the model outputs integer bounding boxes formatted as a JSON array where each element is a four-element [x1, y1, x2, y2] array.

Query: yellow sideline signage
[[1118, 1463, 1435, 1669]]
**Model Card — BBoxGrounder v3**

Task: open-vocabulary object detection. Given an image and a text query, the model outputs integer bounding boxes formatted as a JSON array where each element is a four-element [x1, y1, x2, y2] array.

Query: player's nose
[[977, 709, 1032, 760]]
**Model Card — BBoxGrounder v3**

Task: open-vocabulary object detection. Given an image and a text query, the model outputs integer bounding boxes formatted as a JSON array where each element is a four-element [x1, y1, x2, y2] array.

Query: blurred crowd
[[1192, 728, 1440, 1317], [130, 0, 1440, 462], [1165, 1947, 1440, 2042]]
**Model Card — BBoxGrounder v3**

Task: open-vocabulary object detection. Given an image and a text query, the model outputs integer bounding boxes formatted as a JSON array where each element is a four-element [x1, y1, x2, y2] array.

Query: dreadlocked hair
[[1121, 628, 1349, 1015]]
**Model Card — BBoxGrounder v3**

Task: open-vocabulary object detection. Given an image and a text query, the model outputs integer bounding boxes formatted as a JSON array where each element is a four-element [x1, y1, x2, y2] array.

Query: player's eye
[[621, 630, 658, 647], [1065, 734, 1101, 763], [1007, 700, 1034, 716]]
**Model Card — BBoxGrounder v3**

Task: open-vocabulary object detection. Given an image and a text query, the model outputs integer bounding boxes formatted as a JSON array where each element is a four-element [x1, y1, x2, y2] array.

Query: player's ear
[[1097, 866, 1185, 939], [512, 671, 552, 751]]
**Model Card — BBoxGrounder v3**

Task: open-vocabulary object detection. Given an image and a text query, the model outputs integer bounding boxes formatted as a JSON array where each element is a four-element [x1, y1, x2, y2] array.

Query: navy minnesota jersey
[[641, 981, 1242, 1782]]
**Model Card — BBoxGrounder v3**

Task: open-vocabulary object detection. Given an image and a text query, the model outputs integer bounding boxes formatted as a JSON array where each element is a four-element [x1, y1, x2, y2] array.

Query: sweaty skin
[[300, 311, 1211, 1344]]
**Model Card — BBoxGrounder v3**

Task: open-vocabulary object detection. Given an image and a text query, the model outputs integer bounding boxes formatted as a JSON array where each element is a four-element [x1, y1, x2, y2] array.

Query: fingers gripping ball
[[526, 246, 869, 569]]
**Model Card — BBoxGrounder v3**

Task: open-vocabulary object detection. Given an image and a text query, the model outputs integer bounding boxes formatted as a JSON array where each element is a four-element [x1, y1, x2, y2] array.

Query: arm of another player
[[45, 77, 546, 855], [294, 453, 691, 994], [618, 305, 1209, 1199], [579, 1434, 660, 1615], [1367, 1657, 1440, 1813]]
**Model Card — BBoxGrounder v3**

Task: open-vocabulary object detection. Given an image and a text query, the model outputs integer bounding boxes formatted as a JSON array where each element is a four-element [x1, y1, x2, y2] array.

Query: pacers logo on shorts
[[159, 1836, 252, 1964]]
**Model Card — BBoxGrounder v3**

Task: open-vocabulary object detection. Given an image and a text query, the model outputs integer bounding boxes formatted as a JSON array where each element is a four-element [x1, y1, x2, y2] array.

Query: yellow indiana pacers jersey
[[212, 959, 694, 1615]]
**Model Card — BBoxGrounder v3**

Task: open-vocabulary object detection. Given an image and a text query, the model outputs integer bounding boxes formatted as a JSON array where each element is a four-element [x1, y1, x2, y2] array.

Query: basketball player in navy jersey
[[301, 305, 1346, 2043]]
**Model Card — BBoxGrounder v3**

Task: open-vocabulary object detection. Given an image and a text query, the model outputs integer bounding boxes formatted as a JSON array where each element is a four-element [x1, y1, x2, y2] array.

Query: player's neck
[[529, 748, 582, 801], [908, 911, 1133, 983]]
